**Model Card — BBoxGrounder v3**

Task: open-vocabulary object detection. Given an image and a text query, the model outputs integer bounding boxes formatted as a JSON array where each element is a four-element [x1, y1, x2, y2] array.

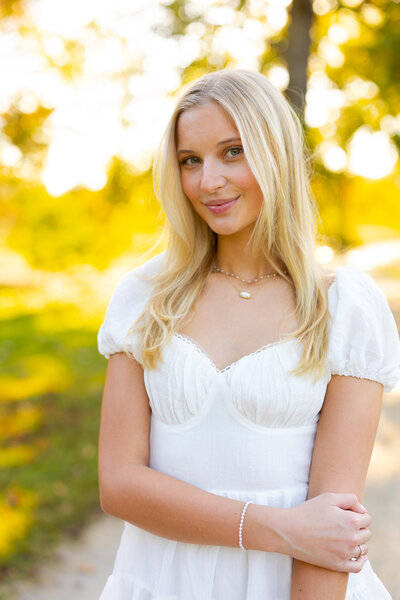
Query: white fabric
[[97, 252, 400, 600]]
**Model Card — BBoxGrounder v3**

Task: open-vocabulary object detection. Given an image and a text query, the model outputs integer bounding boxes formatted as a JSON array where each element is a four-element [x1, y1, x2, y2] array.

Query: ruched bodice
[[149, 373, 317, 492], [97, 252, 400, 600], [146, 334, 328, 429]]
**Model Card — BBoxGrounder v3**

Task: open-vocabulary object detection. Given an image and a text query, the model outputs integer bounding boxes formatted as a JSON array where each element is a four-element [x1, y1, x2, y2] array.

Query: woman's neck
[[214, 234, 274, 280]]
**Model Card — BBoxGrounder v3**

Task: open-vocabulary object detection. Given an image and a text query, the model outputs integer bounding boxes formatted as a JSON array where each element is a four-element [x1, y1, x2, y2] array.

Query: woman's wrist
[[242, 504, 290, 554]]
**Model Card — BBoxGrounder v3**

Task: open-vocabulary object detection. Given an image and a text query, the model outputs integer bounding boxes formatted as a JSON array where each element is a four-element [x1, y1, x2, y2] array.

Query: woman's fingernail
[[360, 504, 367, 511]]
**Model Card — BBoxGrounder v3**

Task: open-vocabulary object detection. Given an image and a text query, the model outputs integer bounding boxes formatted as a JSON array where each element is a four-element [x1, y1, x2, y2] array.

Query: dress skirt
[[99, 487, 391, 600]]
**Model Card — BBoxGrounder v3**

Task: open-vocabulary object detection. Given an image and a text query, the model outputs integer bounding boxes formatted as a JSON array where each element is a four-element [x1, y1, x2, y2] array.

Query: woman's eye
[[226, 146, 243, 158], [181, 156, 199, 166]]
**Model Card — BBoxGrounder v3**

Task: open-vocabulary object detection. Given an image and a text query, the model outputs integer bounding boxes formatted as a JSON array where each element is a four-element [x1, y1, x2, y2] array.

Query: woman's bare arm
[[98, 353, 371, 571], [290, 375, 382, 599]]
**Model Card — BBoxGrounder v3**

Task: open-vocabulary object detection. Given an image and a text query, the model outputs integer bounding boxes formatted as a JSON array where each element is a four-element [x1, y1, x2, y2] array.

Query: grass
[[0, 302, 107, 596]]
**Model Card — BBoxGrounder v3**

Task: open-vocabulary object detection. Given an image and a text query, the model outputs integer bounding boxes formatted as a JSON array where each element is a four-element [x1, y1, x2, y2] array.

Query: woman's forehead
[[176, 102, 239, 147]]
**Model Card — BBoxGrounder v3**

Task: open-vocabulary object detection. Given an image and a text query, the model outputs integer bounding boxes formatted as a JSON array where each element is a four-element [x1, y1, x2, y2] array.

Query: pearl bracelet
[[238, 501, 253, 551]]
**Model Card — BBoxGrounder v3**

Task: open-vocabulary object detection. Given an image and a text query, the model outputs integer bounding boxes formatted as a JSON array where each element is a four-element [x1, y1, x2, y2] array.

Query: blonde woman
[[97, 70, 400, 599]]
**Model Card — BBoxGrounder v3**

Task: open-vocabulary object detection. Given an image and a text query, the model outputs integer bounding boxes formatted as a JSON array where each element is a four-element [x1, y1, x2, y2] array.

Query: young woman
[[97, 70, 400, 599]]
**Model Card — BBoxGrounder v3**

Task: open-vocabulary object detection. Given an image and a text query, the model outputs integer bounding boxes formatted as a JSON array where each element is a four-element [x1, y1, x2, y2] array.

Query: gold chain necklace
[[211, 264, 283, 300], [211, 264, 279, 284]]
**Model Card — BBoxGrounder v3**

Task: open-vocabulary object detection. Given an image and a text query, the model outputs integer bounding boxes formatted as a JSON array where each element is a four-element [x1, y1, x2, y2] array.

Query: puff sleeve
[[97, 252, 166, 364], [328, 266, 400, 392]]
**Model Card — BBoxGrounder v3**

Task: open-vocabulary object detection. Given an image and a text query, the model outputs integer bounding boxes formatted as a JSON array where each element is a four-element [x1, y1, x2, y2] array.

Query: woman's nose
[[200, 160, 226, 193]]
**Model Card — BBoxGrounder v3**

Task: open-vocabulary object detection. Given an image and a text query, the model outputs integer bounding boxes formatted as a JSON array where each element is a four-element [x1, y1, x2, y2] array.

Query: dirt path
[[8, 514, 124, 600], [7, 275, 400, 600]]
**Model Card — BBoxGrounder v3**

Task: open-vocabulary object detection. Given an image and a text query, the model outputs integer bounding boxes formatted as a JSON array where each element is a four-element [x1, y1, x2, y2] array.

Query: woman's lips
[[205, 197, 239, 214]]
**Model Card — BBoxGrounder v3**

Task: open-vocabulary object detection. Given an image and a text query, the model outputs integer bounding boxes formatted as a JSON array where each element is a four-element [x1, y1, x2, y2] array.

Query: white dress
[[97, 252, 400, 600]]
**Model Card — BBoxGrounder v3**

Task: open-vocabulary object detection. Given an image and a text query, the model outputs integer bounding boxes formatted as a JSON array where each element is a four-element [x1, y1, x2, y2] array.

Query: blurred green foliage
[[0, 0, 399, 273], [0, 304, 106, 592], [3, 161, 162, 270]]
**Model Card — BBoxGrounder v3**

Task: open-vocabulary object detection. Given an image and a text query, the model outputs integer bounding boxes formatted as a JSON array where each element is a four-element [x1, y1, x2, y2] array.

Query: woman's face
[[176, 101, 264, 238]]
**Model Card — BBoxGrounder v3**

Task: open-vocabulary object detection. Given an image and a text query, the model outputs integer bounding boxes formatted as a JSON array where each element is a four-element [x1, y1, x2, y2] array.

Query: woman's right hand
[[272, 492, 371, 572]]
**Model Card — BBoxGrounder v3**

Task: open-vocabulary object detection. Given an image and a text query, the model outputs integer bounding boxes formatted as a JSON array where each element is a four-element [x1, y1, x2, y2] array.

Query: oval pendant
[[239, 291, 252, 299]]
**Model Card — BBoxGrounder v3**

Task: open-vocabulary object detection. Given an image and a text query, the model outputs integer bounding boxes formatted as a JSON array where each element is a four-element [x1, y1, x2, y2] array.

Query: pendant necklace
[[211, 264, 284, 300]]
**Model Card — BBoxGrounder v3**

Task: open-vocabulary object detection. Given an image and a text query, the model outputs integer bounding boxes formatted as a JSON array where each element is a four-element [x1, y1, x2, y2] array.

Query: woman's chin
[[207, 220, 256, 239], [209, 225, 241, 237]]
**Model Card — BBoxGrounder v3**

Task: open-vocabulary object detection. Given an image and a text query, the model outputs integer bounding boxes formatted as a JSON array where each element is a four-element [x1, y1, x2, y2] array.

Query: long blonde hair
[[125, 69, 330, 379]]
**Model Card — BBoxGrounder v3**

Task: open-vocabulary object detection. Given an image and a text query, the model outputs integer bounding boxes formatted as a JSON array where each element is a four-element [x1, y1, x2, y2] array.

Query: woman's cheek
[[181, 176, 197, 205]]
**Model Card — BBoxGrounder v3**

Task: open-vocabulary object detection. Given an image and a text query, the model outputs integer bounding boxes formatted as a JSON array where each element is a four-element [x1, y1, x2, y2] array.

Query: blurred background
[[0, 0, 399, 598]]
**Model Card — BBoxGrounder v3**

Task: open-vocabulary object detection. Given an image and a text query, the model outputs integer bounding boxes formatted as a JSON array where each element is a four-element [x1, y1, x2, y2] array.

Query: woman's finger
[[346, 554, 368, 573], [333, 493, 367, 513], [349, 542, 369, 562], [357, 528, 372, 545], [354, 512, 372, 529]]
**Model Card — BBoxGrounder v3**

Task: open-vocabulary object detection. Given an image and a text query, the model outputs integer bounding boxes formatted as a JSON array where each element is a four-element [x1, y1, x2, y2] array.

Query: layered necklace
[[211, 264, 285, 300]]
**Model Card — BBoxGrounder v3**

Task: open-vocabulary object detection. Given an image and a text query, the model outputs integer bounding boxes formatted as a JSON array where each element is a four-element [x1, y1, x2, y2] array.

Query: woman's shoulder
[[325, 265, 400, 391], [97, 251, 167, 360], [321, 263, 375, 287], [326, 265, 390, 313]]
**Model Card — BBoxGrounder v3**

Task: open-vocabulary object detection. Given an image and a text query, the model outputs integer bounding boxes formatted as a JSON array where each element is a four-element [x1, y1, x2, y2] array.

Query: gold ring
[[351, 545, 363, 561]]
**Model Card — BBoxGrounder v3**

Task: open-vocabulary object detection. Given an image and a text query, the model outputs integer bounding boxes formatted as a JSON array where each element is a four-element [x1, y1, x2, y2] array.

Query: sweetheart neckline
[[173, 270, 341, 374], [174, 333, 298, 374]]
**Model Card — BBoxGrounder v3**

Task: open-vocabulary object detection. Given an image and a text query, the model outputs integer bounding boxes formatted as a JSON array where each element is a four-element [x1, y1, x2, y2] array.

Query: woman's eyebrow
[[217, 136, 241, 145], [177, 148, 193, 155], [177, 137, 242, 155]]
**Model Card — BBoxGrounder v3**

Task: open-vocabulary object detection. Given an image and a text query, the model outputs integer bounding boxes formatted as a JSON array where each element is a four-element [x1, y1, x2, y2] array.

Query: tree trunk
[[283, 0, 313, 117]]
